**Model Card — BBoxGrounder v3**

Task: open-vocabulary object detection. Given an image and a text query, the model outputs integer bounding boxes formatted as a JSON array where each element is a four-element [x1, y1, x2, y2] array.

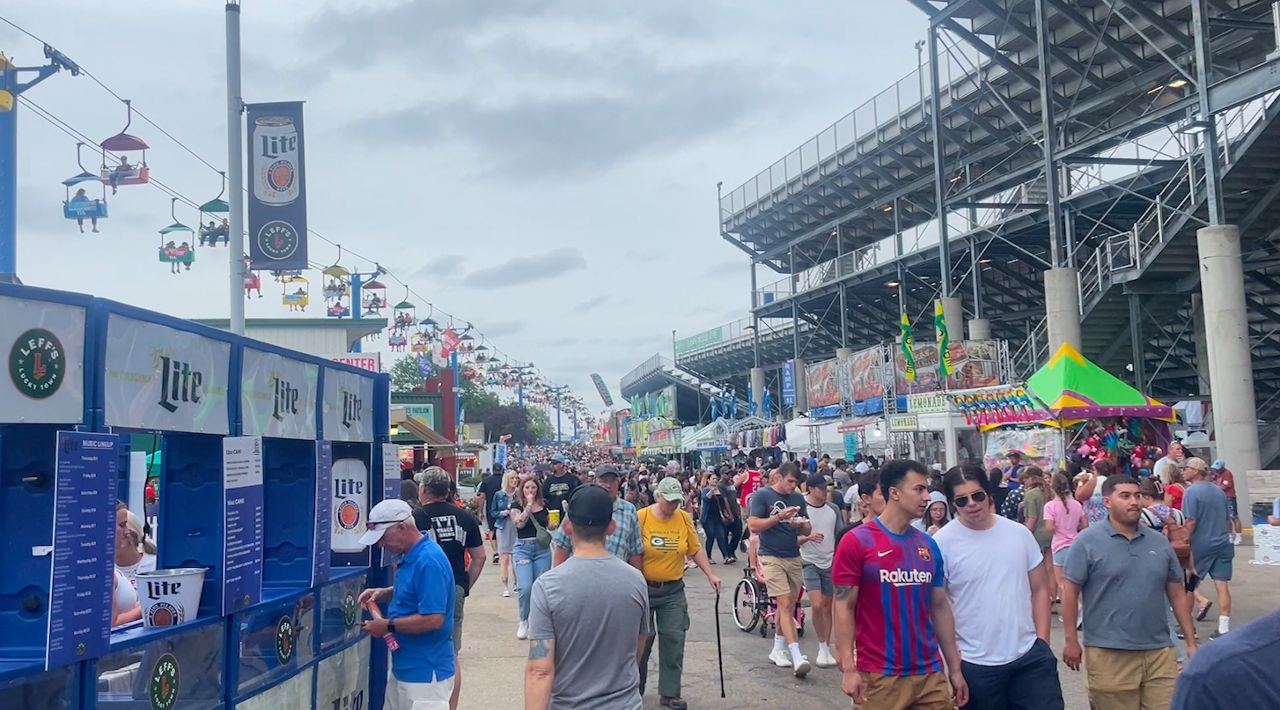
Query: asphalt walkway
[[456, 543, 1280, 709]]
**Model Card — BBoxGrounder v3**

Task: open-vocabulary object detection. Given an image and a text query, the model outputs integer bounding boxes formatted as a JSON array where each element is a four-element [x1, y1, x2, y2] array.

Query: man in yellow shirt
[[636, 477, 722, 709]]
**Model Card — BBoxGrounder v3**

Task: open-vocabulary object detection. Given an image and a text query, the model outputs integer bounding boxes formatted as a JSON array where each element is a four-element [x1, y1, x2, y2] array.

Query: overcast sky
[[4, 0, 926, 411]]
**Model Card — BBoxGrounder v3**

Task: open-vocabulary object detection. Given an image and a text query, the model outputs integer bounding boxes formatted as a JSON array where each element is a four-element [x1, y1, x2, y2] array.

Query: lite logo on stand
[[157, 355, 204, 413], [271, 375, 300, 421]]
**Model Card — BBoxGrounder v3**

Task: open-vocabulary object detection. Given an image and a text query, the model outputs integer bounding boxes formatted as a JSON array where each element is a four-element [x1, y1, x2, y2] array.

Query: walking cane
[[714, 589, 726, 698]]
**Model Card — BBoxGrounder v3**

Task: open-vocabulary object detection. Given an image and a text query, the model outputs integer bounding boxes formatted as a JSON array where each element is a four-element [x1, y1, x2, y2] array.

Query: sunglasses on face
[[952, 490, 989, 508], [366, 518, 405, 531]]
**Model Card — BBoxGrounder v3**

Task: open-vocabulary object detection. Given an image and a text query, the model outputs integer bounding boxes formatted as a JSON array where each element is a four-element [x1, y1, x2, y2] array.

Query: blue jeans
[[513, 539, 551, 621]]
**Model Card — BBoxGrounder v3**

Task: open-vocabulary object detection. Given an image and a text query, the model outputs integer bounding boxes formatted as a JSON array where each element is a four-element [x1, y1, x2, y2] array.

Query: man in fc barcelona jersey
[[832, 459, 967, 710]]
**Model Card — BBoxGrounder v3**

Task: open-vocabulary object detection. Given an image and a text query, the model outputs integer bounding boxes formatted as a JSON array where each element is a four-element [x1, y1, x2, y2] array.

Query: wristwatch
[[387, 619, 397, 634]]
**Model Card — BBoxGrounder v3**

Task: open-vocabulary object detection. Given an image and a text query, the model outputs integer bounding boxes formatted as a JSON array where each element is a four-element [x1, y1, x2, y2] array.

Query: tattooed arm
[[524, 637, 556, 710], [832, 583, 865, 704]]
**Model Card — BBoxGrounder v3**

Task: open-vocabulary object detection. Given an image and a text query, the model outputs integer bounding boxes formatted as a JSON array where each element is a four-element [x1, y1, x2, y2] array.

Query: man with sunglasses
[[934, 465, 1063, 709], [358, 499, 457, 709], [832, 459, 967, 710]]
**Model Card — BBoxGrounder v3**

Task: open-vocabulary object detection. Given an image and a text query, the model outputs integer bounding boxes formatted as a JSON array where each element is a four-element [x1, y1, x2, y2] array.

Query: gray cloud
[[572, 295, 610, 314], [464, 247, 586, 285]]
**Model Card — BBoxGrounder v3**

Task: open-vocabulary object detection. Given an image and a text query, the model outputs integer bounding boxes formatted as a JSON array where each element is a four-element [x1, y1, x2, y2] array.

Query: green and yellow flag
[[935, 300, 955, 376], [900, 312, 916, 381]]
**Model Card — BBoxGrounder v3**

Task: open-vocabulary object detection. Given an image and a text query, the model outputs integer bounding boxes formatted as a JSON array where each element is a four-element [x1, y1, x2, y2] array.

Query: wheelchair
[[732, 566, 806, 637]]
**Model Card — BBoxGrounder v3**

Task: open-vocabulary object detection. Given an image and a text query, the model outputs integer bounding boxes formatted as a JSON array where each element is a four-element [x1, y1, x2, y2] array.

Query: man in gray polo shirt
[[1062, 475, 1198, 710]]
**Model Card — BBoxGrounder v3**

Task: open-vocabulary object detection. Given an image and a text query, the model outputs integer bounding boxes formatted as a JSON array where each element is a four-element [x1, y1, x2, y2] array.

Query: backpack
[[1164, 515, 1192, 567], [1000, 487, 1026, 523]]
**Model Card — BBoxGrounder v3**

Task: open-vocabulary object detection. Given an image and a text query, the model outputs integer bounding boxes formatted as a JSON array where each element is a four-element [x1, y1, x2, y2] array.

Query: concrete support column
[[1198, 225, 1259, 509], [792, 358, 808, 414], [1192, 294, 1211, 396], [1044, 267, 1082, 353], [939, 296, 963, 342], [750, 367, 766, 416], [967, 318, 992, 340]]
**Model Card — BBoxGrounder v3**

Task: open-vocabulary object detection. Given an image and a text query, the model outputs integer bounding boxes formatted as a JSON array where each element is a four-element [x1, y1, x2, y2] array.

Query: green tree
[[527, 406, 553, 443], [460, 377, 500, 422], [389, 355, 427, 393]]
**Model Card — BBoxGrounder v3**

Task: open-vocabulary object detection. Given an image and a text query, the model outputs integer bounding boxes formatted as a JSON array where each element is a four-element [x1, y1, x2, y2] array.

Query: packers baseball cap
[[567, 484, 614, 526], [358, 499, 414, 546], [655, 477, 684, 502]]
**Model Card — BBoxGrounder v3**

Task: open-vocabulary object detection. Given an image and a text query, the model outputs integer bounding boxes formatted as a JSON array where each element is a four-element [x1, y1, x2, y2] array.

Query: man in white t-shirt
[[799, 473, 840, 668], [1153, 442, 1187, 487], [934, 465, 1064, 709]]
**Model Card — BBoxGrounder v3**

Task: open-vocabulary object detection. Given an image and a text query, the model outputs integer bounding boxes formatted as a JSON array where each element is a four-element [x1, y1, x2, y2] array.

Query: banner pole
[[226, 1, 246, 335]]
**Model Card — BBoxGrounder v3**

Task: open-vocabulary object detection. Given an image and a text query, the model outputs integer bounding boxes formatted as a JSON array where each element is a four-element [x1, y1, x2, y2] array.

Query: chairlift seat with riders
[[157, 198, 194, 273], [100, 100, 150, 190], [282, 275, 310, 311], [63, 143, 108, 229], [198, 173, 230, 246]]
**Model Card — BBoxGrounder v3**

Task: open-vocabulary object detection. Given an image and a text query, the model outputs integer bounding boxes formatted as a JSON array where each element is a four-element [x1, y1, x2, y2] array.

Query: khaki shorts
[[860, 671, 951, 710], [758, 555, 802, 599], [1085, 646, 1177, 710]]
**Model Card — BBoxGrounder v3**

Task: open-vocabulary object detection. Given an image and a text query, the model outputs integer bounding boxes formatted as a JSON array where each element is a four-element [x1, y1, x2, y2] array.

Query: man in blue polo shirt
[[359, 499, 456, 710]]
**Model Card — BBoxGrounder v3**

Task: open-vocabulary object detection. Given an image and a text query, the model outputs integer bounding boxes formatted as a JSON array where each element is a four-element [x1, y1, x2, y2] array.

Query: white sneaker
[[815, 648, 837, 668], [769, 649, 791, 667], [793, 655, 811, 678], [503, 589, 511, 598], [516, 620, 529, 640]]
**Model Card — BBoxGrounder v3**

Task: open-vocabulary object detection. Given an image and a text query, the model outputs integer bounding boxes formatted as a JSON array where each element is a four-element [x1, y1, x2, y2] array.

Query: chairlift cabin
[[64, 142, 109, 230], [99, 100, 150, 192], [322, 264, 350, 305], [362, 279, 387, 314], [391, 289, 415, 334], [157, 199, 195, 274], [282, 275, 310, 312], [388, 334, 408, 352], [198, 172, 230, 246]]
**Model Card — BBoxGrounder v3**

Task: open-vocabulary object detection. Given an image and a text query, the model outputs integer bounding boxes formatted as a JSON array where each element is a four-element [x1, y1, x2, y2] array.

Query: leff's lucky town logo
[[275, 615, 296, 665], [342, 592, 359, 629], [9, 328, 66, 399], [257, 221, 300, 261], [149, 652, 180, 710]]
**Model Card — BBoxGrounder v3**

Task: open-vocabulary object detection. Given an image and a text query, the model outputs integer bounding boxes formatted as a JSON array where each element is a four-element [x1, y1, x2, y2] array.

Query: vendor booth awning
[[784, 416, 844, 453], [1028, 343, 1174, 421], [392, 416, 457, 448]]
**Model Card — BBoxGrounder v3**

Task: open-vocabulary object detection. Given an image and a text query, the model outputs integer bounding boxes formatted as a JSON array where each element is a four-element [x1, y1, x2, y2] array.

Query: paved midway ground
[[457, 544, 1280, 709]]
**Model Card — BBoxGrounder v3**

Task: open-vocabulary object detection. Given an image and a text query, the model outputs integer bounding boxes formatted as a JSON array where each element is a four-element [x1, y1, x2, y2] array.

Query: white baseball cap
[[358, 499, 414, 546]]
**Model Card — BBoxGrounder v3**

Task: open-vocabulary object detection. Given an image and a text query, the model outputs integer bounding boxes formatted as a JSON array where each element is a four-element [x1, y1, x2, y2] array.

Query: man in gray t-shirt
[[526, 485, 649, 710], [1181, 457, 1234, 638], [746, 462, 813, 676], [1061, 475, 1197, 710]]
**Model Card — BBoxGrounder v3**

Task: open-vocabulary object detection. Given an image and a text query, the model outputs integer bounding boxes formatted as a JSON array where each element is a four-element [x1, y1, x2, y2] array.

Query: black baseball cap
[[805, 472, 829, 488], [567, 484, 614, 526], [595, 465, 622, 480]]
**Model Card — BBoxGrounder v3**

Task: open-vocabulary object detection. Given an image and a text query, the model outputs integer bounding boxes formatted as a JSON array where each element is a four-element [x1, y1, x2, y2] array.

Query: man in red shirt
[[1211, 459, 1242, 545], [832, 459, 967, 709], [735, 458, 765, 511]]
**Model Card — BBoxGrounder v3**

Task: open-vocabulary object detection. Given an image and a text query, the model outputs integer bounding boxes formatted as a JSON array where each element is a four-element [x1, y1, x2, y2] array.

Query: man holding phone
[[747, 461, 813, 677]]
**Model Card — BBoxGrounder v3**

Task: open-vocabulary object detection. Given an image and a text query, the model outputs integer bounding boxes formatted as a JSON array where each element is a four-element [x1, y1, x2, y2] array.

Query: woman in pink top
[[1043, 472, 1087, 603]]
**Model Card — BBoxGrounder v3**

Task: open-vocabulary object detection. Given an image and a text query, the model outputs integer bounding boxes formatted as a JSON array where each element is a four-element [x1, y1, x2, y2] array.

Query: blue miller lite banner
[[246, 101, 308, 271]]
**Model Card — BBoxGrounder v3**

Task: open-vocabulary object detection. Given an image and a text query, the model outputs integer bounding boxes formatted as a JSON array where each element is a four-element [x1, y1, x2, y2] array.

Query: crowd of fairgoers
[[373, 443, 1276, 710]]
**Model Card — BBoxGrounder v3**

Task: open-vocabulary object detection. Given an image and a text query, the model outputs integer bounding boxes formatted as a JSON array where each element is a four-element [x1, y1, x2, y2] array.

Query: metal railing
[[1009, 316, 1049, 378], [720, 46, 985, 226], [1076, 94, 1275, 315]]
